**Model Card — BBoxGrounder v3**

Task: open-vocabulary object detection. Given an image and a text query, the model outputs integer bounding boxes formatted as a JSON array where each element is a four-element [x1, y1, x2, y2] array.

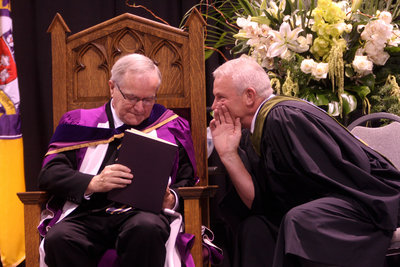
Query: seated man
[[209, 56, 400, 267], [38, 53, 197, 267]]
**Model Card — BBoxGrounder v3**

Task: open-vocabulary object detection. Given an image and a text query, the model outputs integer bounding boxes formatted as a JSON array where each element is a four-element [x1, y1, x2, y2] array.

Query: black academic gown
[[236, 97, 400, 267]]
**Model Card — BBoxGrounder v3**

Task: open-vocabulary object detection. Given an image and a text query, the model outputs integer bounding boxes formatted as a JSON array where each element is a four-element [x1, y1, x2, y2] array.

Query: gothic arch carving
[[150, 39, 183, 97], [72, 42, 109, 103], [111, 28, 145, 65]]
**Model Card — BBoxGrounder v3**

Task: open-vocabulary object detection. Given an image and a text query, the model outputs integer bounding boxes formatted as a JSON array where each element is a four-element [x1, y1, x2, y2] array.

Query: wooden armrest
[[178, 185, 218, 266], [17, 191, 49, 267], [178, 185, 218, 199], [17, 191, 49, 205]]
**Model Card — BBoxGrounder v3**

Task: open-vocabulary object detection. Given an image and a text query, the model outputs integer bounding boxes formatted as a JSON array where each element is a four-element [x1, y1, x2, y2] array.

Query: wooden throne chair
[[17, 9, 217, 267]]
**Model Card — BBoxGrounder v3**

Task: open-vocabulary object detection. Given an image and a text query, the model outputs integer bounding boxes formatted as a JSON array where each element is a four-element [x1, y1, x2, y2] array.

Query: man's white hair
[[213, 55, 272, 97], [110, 53, 162, 88]]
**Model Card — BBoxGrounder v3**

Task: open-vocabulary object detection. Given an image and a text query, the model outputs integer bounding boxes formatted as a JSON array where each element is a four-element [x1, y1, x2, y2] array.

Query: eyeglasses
[[115, 83, 156, 106]]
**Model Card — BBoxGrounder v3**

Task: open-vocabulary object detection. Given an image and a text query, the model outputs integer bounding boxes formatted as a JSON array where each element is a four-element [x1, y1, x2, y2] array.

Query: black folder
[[107, 128, 178, 213]]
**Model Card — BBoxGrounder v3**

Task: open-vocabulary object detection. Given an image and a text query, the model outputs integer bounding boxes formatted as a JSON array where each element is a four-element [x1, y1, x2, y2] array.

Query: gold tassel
[[328, 42, 345, 116], [282, 70, 299, 97], [270, 77, 281, 95], [386, 75, 400, 101]]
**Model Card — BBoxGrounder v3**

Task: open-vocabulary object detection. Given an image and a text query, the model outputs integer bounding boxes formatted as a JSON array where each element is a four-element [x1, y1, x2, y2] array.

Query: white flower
[[336, 1, 352, 20], [357, 24, 365, 33], [300, 59, 317, 74], [364, 42, 390, 65], [352, 56, 373, 76], [359, 18, 394, 66], [379, 11, 392, 25], [361, 19, 393, 44], [335, 22, 348, 35], [267, 1, 280, 19], [356, 44, 390, 66], [363, 41, 381, 56], [259, 24, 272, 37], [336, 1, 350, 12], [236, 16, 261, 38], [267, 22, 305, 58], [297, 34, 313, 52], [283, 15, 291, 22], [236, 16, 252, 28], [280, 49, 293, 60], [344, 24, 353, 33], [260, 57, 275, 70], [389, 29, 400, 46], [369, 50, 390, 66], [311, 62, 329, 79], [335, 22, 352, 34]]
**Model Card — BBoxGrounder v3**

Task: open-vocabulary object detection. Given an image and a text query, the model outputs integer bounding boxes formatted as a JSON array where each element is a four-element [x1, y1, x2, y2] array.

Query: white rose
[[300, 59, 317, 74], [369, 50, 390, 66], [379, 11, 392, 24], [352, 56, 373, 76], [363, 42, 390, 65], [364, 41, 383, 58], [362, 20, 392, 43], [311, 62, 329, 79]]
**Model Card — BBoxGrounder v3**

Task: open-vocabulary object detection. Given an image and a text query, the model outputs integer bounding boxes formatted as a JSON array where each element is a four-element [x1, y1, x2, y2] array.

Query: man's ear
[[243, 87, 257, 106], [108, 80, 115, 97]]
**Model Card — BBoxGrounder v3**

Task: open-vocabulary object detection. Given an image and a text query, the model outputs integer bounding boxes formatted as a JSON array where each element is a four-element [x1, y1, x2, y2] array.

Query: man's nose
[[133, 100, 145, 112], [211, 99, 217, 111]]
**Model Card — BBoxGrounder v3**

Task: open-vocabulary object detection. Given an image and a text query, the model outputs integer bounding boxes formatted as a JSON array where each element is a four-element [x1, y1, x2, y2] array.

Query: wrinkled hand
[[85, 164, 133, 194], [209, 105, 242, 158], [162, 186, 176, 209]]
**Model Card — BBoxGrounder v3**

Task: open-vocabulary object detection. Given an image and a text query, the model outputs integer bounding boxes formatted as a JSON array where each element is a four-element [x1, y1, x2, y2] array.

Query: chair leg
[[17, 192, 48, 267]]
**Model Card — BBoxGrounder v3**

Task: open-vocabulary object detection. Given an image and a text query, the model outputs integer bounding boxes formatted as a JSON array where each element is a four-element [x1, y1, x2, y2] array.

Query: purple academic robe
[[38, 103, 198, 266]]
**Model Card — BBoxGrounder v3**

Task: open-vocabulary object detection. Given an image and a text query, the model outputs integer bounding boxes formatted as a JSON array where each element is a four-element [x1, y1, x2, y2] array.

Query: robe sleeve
[[38, 150, 93, 204]]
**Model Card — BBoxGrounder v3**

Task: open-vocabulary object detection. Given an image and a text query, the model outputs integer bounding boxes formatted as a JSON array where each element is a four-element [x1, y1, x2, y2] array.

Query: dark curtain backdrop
[[11, 0, 223, 191]]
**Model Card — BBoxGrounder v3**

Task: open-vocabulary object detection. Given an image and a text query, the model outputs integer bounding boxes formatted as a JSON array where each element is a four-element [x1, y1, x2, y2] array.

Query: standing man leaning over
[[210, 56, 400, 267], [38, 53, 197, 266]]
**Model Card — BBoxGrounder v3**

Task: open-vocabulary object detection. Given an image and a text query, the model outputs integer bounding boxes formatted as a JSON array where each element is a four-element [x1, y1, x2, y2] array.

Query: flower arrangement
[[184, 0, 400, 121]]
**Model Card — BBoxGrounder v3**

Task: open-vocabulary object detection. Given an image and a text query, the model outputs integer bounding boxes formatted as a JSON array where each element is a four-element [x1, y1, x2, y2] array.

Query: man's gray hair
[[110, 53, 162, 88], [213, 55, 272, 98]]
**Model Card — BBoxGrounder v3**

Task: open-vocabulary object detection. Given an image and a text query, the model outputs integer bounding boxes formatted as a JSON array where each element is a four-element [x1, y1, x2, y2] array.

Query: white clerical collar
[[110, 99, 124, 128], [250, 94, 275, 133]]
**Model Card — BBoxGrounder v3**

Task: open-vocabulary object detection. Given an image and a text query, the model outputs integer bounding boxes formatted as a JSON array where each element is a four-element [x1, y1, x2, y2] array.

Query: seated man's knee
[[283, 204, 315, 228], [119, 212, 170, 241], [117, 212, 170, 265], [44, 224, 69, 251]]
